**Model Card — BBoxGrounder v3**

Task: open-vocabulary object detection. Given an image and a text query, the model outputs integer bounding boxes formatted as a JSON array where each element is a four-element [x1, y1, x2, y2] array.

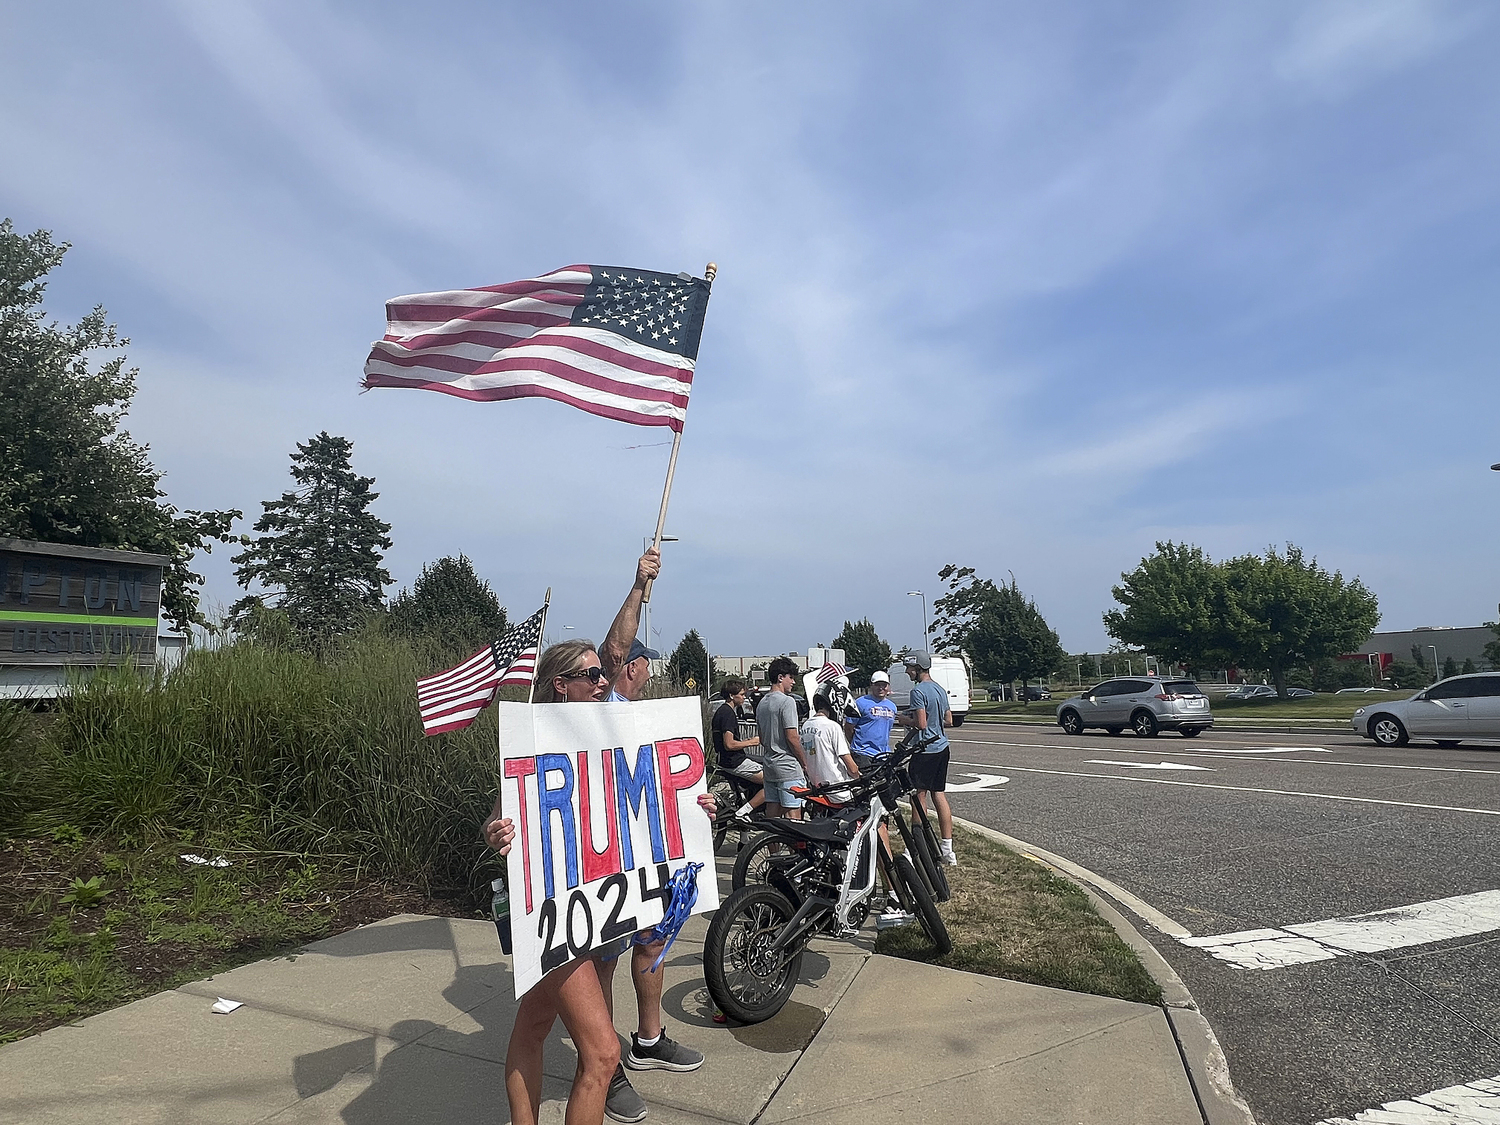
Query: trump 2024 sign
[[499, 697, 719, 997]]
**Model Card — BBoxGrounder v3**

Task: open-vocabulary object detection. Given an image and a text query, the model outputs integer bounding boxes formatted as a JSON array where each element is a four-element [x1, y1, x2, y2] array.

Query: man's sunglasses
[[562, 666, 609, 683]]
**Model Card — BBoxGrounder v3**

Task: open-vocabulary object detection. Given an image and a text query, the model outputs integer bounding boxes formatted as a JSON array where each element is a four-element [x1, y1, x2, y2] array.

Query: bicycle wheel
[[704, 884, 805, 1024], [731, 831, 782, 890], [908, 801, 951, 902], [889, 852, 952, 958]]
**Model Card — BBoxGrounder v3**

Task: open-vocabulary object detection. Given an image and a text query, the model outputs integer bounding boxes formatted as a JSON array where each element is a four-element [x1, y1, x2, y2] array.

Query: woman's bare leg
[[506, 956, 619, 1125]]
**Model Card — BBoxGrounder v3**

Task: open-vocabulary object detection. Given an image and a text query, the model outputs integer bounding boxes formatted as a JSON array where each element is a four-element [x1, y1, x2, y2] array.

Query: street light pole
[[906, 591, 929, 650], [1429, 644, 1440, 679]]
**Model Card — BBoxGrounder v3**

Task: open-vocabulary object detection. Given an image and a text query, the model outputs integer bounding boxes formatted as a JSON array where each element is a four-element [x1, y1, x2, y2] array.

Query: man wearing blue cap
[[594, 549, 704, 1121]]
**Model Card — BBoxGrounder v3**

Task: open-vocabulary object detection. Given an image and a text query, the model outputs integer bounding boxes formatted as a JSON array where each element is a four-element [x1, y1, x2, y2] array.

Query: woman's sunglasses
[[562, 666, 609, 683]]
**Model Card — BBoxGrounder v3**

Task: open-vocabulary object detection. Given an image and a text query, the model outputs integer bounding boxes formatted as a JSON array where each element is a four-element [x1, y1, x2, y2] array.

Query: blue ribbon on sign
[[643, 861, 703, 973]]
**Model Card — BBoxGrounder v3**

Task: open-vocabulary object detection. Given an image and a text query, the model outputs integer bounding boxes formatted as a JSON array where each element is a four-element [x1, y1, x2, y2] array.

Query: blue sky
[[3, 1, 1497, 659]]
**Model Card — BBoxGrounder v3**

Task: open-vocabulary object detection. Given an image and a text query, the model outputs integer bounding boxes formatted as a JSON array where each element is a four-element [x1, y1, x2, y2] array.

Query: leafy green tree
[[831, 618, 893, 689], [387, 555, 506, 655], [0, 219, 240, 630], [1442, 656, 1458, 679], [1220, 545, 1379, 698], [1383, 659, 1431, 690], [1462, 657, 1477, 675], [231, 432, 392, 644], [666, 629, 709, 696], [1104, 542, 1231, 674], [1486, 623, 1500, 671], [931, 565, 1066, 696]]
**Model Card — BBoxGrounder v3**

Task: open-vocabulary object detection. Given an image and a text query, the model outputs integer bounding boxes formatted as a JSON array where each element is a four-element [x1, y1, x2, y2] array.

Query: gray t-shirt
[[755, 690, 804, 784], [909, 679, 951, 754]]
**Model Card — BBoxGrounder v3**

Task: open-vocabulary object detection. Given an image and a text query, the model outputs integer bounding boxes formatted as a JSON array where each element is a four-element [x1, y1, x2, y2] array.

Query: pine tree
[[832, 618, 893, 689], [231, 432, 392, 644], [387, 555, 507, 655], [666, 629, 709, 696]]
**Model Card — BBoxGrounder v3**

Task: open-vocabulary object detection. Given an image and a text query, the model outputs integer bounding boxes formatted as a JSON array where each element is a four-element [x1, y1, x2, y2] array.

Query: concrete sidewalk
[[0, 886, 1207, 1125]]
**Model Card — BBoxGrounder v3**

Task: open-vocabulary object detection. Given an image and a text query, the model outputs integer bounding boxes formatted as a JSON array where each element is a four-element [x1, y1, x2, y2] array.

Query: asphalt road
[[940, 719, 1500, 1125]]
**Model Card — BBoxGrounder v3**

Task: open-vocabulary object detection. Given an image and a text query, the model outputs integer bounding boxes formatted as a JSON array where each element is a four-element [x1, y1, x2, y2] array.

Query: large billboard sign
[[499, 697, 718, 998], [0, 539, 167, 667]]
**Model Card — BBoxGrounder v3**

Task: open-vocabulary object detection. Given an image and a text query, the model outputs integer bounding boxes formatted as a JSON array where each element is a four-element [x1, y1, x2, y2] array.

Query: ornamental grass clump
[[42, 627, 500, 888]]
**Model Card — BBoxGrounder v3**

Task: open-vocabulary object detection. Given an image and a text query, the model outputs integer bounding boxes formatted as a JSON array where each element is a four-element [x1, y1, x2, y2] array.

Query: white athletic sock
[[635, 1032, 661, 1048], [940, 838, 954, 854], [734, 801, 755, 817]]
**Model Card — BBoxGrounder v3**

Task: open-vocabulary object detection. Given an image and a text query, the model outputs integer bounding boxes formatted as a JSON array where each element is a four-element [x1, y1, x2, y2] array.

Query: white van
[[886, 656, 972, 727]]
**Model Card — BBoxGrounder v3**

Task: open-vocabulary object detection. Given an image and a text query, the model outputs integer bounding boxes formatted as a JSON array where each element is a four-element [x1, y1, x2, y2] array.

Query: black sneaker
[[605, 1064, 647, 1123], [625, 1030, 704, 1072]]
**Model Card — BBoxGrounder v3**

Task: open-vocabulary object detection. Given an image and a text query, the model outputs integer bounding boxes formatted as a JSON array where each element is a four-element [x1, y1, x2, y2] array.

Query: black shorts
[[908, 748, 950, 793]]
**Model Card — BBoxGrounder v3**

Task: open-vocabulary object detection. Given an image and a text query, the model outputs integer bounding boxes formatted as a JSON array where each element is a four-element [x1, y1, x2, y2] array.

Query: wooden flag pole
[[526, 587, 552, 703], [643, 261, 715, 605]]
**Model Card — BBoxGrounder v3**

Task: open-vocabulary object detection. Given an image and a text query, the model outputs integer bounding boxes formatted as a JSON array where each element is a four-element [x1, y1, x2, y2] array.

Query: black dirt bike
[[704, 732, 952, 1024], [729, 726, 951, 904]]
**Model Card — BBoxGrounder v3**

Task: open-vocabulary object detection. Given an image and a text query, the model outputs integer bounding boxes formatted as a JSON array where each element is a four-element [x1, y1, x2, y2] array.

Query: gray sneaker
[[625, 1030, 704, 1072], [605, 1064, 647, 1123]]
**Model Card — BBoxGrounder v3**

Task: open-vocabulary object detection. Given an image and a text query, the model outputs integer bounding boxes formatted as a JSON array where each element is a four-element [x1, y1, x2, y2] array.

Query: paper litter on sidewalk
[[210, 998, 243, 1014], [181, 854, 232, 867]]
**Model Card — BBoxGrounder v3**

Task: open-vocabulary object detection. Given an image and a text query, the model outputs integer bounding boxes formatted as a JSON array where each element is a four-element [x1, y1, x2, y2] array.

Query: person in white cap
[[845, 670, 899, 774]]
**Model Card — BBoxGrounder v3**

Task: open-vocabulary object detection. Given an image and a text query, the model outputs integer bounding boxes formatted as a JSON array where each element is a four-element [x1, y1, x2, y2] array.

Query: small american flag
[[815, 662, 849, 684], [417, 606, 547, 736], [362, 265, 712, 431]]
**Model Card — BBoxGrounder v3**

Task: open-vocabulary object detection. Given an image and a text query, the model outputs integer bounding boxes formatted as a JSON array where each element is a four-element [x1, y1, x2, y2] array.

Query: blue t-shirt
[[908, 680, 950, 754], [848, 695, 899, 758]]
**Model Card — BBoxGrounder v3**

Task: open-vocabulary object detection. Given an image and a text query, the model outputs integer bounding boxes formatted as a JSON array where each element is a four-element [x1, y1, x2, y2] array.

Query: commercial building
[[1355, 626, 1495, 672]]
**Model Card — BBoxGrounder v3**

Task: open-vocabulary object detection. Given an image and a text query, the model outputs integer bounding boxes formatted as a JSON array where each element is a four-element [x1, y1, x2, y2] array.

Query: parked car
[[1056, 678, 1213, 737], [1225, 685, 1276, 701], [1335, 687, 1391, 694], [1351, 673, 1500, 747], [1286, 687, 1315, 698], [988, 684, 1052, 701]]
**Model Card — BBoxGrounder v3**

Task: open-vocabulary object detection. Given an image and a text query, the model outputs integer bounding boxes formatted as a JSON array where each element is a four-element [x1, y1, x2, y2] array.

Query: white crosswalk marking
[[1314, 1072, 1500, 1124], [1182, 890, 1500, 970]]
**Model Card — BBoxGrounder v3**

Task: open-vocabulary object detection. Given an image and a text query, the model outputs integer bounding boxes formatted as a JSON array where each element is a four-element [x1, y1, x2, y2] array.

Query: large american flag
[[417, 606, 547, 736], [362, 265, 712, 431]]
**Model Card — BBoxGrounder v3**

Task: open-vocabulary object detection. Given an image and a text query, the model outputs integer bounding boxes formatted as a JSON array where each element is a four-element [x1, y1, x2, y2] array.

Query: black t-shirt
[[712, 703, 746, 770]]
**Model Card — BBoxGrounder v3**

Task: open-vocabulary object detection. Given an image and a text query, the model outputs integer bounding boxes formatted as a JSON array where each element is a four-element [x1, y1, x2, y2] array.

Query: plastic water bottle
[[491, 876, 512, 955]]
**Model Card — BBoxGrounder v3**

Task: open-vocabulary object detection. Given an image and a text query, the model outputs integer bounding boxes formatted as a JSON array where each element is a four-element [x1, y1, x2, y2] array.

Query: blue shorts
[[763, 777, 806, 808]]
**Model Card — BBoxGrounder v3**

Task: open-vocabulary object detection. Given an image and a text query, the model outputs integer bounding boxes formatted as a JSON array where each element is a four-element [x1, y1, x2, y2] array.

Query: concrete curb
[[951, 815, 1258, 1125]]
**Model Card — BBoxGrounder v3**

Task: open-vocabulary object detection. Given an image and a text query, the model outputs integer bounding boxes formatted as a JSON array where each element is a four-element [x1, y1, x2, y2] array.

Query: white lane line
[[947, 760, 1500, 816], [1182, 890, 1500, 970], [951, 735, 1500, 775], [1085, 760, 1214, 771], [945, 772, 1010, 792], [1187, 745, 1330, 754], [1314, 1072, 1500, 1124]]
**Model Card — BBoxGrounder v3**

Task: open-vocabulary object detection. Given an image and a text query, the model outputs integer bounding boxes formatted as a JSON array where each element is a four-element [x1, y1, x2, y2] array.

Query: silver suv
[[1056, 678, 1213, 738]]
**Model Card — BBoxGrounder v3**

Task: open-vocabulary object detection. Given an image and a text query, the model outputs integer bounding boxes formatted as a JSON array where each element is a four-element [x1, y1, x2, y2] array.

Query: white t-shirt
[[800, 714, 854, 801]]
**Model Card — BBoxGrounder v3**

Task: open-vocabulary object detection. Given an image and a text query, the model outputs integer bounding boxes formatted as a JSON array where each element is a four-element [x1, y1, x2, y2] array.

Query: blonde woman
[[487, 639, 619, 1125]]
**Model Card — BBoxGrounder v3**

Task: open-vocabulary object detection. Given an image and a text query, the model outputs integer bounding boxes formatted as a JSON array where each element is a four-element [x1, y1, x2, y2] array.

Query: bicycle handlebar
[[792, 729, 939, 802]]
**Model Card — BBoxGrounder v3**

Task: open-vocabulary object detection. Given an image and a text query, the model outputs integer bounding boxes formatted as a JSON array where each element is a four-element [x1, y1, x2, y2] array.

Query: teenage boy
[[801, 693, 860, 802], [755, 656, 814, 819], [712, 679, 765, 816], [899, 651, 957, 866], [845, 670, 899, 773]]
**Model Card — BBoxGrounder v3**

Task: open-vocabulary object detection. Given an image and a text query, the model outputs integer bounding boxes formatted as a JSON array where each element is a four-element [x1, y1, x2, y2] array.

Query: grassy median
[[876, 826, 1162, 1005]]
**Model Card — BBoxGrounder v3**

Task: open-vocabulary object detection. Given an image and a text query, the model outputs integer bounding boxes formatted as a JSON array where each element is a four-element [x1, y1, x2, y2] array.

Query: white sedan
[[1351, 673, 1500, 747]]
